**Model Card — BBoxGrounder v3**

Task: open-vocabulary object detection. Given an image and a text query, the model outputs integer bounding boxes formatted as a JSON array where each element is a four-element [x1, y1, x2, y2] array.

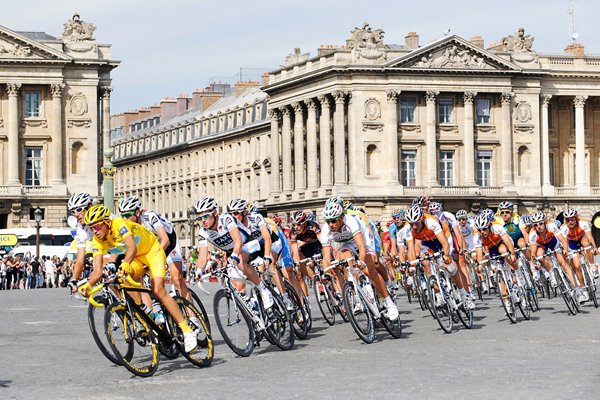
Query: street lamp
[[33, 207, 43, 260], [186, 207, 196, 248]]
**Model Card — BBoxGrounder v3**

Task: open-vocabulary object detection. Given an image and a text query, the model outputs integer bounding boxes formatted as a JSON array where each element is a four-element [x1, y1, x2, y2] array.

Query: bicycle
[[312, 258, 349, 325], [211, 261, 294, 357], [464, 252, 484, 301], [338, 257, 402, 344], [488, 253, 530, 323], [536, 248, 579, 316], [569, 246, 598, 308], [99, 273, 213, 377], [515, 247, 540, 312]]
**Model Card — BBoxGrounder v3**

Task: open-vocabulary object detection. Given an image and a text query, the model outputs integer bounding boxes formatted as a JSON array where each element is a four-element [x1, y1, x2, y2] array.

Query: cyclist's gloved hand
[[443, 255, 452, 265], [120, 261, 133, 276], [78, 281, 91, 297], [264, 255, 273, 266], [230, 253, 240, 265], [357, 260, 367, 270], [67, 279, 77, 294]]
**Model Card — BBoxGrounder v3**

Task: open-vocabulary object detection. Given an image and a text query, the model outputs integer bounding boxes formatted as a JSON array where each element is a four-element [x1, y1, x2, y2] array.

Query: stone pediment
[[385, 35, 520, 72], [0, 25, 71, 61]]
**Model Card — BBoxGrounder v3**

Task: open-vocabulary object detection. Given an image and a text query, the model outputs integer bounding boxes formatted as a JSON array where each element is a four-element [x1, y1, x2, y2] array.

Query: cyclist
[[193, 196, 274, 309], [118, 196, 191, 304], [288, 210, 321, 301], [320, 201, 399, 321], [558, 207, 598, 286], [81, 205, 197, 352], [66, 192, 95, 289], [456, 209, 486, 292]]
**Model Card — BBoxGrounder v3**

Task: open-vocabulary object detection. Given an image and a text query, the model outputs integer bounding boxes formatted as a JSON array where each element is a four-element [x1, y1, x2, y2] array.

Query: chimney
[[123, 110, 139, 134], [176, 93, 189, 114], [234, 81, 260, 97], [160, 98, 178, 123], [405, 32, 419, 50], [564, 42, 585, 57], [470, 35, 484, 48], [261, 73, 270, 87], [191, 88, 201, 109]]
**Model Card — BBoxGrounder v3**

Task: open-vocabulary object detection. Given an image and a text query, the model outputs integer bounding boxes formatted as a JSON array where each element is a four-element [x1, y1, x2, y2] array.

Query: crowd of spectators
[[0, 255, 78, 290]]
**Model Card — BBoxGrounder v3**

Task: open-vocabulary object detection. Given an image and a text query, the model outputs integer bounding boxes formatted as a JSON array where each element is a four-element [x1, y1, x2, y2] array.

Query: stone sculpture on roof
[[502, 28, 534, 53], [347, 22, 386, 62], [62, 13, 97, 54]]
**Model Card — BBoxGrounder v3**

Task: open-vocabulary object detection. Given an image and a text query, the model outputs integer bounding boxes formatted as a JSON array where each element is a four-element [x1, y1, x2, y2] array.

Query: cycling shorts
[[129, 242, 167, 280], [541, 236, 562, 252], [299, 241, 322, 259], [568, 239, 583, 252]]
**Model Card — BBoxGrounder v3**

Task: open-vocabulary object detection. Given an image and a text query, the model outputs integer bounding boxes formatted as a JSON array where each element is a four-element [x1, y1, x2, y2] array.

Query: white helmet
[[67, 192, 92, 210], [322, 202, 344, 221], [194, 196, 218, 214], [325, 196, 343, 207], [227, 198, 248, 213], [405, 206, 424, 223], [474, 214, 491, 230], [118, 196, 142, 214], [429, 202, 442, 215], [563, 208, 578, 219], [531, 212, 546, 224], [456, 209, 467, 219], [498, 201, 513, 210]]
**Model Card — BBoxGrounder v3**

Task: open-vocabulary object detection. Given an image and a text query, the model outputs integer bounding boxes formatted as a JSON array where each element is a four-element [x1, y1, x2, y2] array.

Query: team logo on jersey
[[119, 226, 129, 236]]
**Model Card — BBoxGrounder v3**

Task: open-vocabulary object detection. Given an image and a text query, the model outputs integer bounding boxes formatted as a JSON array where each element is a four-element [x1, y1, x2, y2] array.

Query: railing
[[548, 57, 574, 65], [591, 187, 600, 196], [479, 187, 502, 195], [0, 186, 9, 195], [23, 186, 51, 195], [555, 187, 577, 196]]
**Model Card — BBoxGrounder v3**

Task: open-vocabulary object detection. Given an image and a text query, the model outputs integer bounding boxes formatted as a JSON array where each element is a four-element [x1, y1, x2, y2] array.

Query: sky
[[3, 0, 600, 114]]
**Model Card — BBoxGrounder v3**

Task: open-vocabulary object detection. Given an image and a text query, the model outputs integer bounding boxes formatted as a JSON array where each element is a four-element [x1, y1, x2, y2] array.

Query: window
[[439, 150, 454, 186], [438, 97, 453, 123], [549, 153, 555, 185], [401, 150, 417, 186], [476, 98, 490, 124], [400, 97, 416, 123], [25, 146, 42, 186], [24, 91, 41, 117], [366, 144, 377, 176], [71, 141, 83, 174], [547, 104, 553, 129], [476, 150, 493, 186]]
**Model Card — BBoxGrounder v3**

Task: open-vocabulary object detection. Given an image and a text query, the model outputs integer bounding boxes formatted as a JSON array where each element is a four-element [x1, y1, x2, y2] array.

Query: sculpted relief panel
[[413, 45, 492, 69], [0, 38, 42, 59]]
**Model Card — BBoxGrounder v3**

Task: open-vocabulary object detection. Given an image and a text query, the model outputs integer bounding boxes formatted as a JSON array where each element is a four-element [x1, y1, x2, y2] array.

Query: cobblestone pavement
[[1, 284, 599, 399]]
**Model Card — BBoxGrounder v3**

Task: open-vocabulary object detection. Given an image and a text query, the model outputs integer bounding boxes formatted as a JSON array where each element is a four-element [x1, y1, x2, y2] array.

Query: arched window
[[71, 141, 84, 174], [517, 145, 529, 177], [366, 144, 378, 176]]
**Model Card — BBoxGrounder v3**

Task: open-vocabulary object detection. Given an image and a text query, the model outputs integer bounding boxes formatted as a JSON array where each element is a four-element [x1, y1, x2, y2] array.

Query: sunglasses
[[293, 223, 305, 227], [121, 211, 135, 218], [232, 211, 244, 216], [500, 211, 512, 215], [565, 218, 577, 223], [534, 222, 545, 227], [70, 207, 86, 215], [196, 213, 212, 221], [409, 222, 421, 227], [457, 218, 466, 222], [325, 218, 341, 224], [90, 222, 107, 232]]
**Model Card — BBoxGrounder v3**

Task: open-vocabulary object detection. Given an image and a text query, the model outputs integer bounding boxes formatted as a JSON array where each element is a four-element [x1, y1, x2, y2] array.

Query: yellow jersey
[[90, 218, 158, 257]]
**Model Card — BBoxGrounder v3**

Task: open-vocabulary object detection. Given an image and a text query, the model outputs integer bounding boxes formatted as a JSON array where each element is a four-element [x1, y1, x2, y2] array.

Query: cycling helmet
[[564, 208, 578, 219], [404, 206, 424, 223], [373, 220, 381, 228], [530, 212, 546, 224], [118, 196, 142, 214], [521, 214, 532, 226], [247, 202, 258, 213], [306, 213, 317, 222], [343, 200, 354, 210], [456, 209, 468, 219], [290, 210, 308, 224], [68, 192, 93, 210], [271, 214, 283, 226], [554, 220, 562, 229], [227, 198, 248, 213], [325, 196, 343, 207], [194, 196, 218, 214], [474, 214, 491, 230], [412, 196, 430, 208], [395, 209, 406, 220], [322, 202, 344, 221], [84, 205, 111, 226], [429, 202, 442, 216], [391, 208, 402, 218], [498, 201, 513, 210], [355, 206, 366, 213], [482, 208, 495, 221]]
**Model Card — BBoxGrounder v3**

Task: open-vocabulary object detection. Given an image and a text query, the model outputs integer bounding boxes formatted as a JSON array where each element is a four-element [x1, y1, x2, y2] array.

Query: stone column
[[332, 90, 347, 185], [425, 90, 439, 186], [281, 106, 293, 193], [101, 87, 115, 212], [500, 92, 514, 187], [318, 95, 332, 189], [386, 90, 401, 183], [574, 95, 588, 187], [101, 87, 113, 158], [292, 102, 305, 190], [305, 99, 318, 189], [50, 84, 65, 184], [540, 94, 553, 189], [463, 92, 477, 186], [6, 83, 21, 186], [259, 136, 269, 199], [268, 108, 281, 193]]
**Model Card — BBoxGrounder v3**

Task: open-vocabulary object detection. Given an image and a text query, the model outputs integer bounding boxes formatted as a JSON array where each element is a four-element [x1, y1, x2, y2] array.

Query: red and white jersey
[[475, 224, 508, 248], [406, 215, 443, 242], [528, 222, 560, 246], [558, 220, 591, 242]]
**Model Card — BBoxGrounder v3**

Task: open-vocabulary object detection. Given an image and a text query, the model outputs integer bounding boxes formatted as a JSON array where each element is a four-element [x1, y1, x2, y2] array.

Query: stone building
[[0, 15, 118, 228], [112, 24, 600, 246]]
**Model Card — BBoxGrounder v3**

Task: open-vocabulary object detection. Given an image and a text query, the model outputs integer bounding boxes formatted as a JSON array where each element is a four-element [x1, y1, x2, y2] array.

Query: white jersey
[[197, 213, 238, 252], [320, 214, 373, 249], [459, 219, 478, 251], [396, 224, 412, 248], [75, 223, 93, 249], [141, 210, 174, 235], [236, 212, 270, 244]]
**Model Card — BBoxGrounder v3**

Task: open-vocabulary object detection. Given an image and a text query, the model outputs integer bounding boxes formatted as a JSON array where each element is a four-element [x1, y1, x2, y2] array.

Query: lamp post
[[33, 207, 43, 260], [187, 207, 196, 249]]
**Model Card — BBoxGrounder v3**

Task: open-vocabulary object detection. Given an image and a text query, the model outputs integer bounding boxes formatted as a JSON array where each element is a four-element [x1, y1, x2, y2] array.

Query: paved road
[[1, 284, 599, 399]]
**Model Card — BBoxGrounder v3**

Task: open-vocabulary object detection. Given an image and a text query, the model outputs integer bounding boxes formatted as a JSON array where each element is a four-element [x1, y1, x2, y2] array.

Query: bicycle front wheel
[[88, 296, 123, 366], [168, 297, 213, 367], [427, 275, 453, 334], [313, 277, 335, 325], [284, 280, 309, 339], [497, 272, 517, 324], [105, 302, 159, 377], [188, 288, 211, 331], [342, 282, 375, 344], [213, 289, 255, 357], [265, 287, 295, 351], [555, 269, 577, 315]]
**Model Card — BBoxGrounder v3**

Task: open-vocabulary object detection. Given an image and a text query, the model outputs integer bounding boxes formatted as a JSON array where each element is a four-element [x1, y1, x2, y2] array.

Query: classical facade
[[112, 24, 600, 247], [0, 15, 118, 228]]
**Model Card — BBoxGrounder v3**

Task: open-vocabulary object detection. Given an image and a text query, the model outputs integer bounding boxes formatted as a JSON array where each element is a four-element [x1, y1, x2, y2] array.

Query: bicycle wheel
[[497, 272, 517, 324], [517, 287, 531, 320], [474, 272, 484, 301], [265, 287, 295, 351], [555, 270, 577, 315], [284, 280, 309, 340], [330, 284, 350, 323], [342, 281, 375, 344], [427, 276, 453, 333], [87, 295, 123, 366], [381, 305, 402, 338], [583, 266, 599, 308], [453, 287, 473, 329], [213, 288, 255, 357], [188, 288, 211, 331], [105, 302, 159, 377], [167, 297, 213, 367], [313, 277, 335, 325]]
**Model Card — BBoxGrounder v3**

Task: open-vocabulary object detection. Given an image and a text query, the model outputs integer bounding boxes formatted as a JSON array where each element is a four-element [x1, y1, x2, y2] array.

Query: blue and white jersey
[[141, 210, 174, 235], [197, 213, 238, 252], [236, 212, 270, 244]]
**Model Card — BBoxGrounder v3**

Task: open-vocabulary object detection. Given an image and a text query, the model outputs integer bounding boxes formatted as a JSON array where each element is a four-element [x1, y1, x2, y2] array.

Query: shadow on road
[[0, 380, 12, 388]]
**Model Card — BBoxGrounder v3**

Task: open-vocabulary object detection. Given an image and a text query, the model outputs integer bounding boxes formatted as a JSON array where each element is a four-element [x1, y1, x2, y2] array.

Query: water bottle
[[362, 279, 375, 306], [439, 278, 450, 300], [249, 296, 259, 313]]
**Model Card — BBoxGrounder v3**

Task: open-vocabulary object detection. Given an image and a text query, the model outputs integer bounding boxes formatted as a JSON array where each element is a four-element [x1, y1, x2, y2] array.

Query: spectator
[[0, 257, 6, 290], [30, 257, 41, 289], [5, 255, 15, 290], [44, 256, 55, 288]]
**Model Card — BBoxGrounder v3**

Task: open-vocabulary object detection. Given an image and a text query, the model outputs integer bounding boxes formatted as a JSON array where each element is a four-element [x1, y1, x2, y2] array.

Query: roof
[[16, 31, 58, 41]]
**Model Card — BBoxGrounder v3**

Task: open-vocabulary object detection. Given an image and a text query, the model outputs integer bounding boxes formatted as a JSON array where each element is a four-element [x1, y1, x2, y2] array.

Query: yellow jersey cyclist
[[81, 205, 197, 353]]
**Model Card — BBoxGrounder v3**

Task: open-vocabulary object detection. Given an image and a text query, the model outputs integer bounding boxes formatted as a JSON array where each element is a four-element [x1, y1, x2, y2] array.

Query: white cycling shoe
[[183, 331, 197, 353], [386, 304, 399, 321], [261, 289, 274, 309]]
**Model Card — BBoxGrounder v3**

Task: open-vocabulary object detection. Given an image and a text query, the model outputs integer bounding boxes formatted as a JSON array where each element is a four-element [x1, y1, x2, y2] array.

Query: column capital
[[317, 94, 330, 108], [50, 83, 65, 97], [332, 90, 349, 104], [425, 90, 439, 104], [291, 102, 303, 114], [100, 86, 113, 99], [305, 98, 317, 110], [267, 108, 280, 120], [386, 89, 401, 102], [6, 83, 21, 97], [574, 95, 588, 108], [280, 106, 292, 117], [540, 94, 553, 106], [501, 92, 514, 105], [463, 91, 477, 104]]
